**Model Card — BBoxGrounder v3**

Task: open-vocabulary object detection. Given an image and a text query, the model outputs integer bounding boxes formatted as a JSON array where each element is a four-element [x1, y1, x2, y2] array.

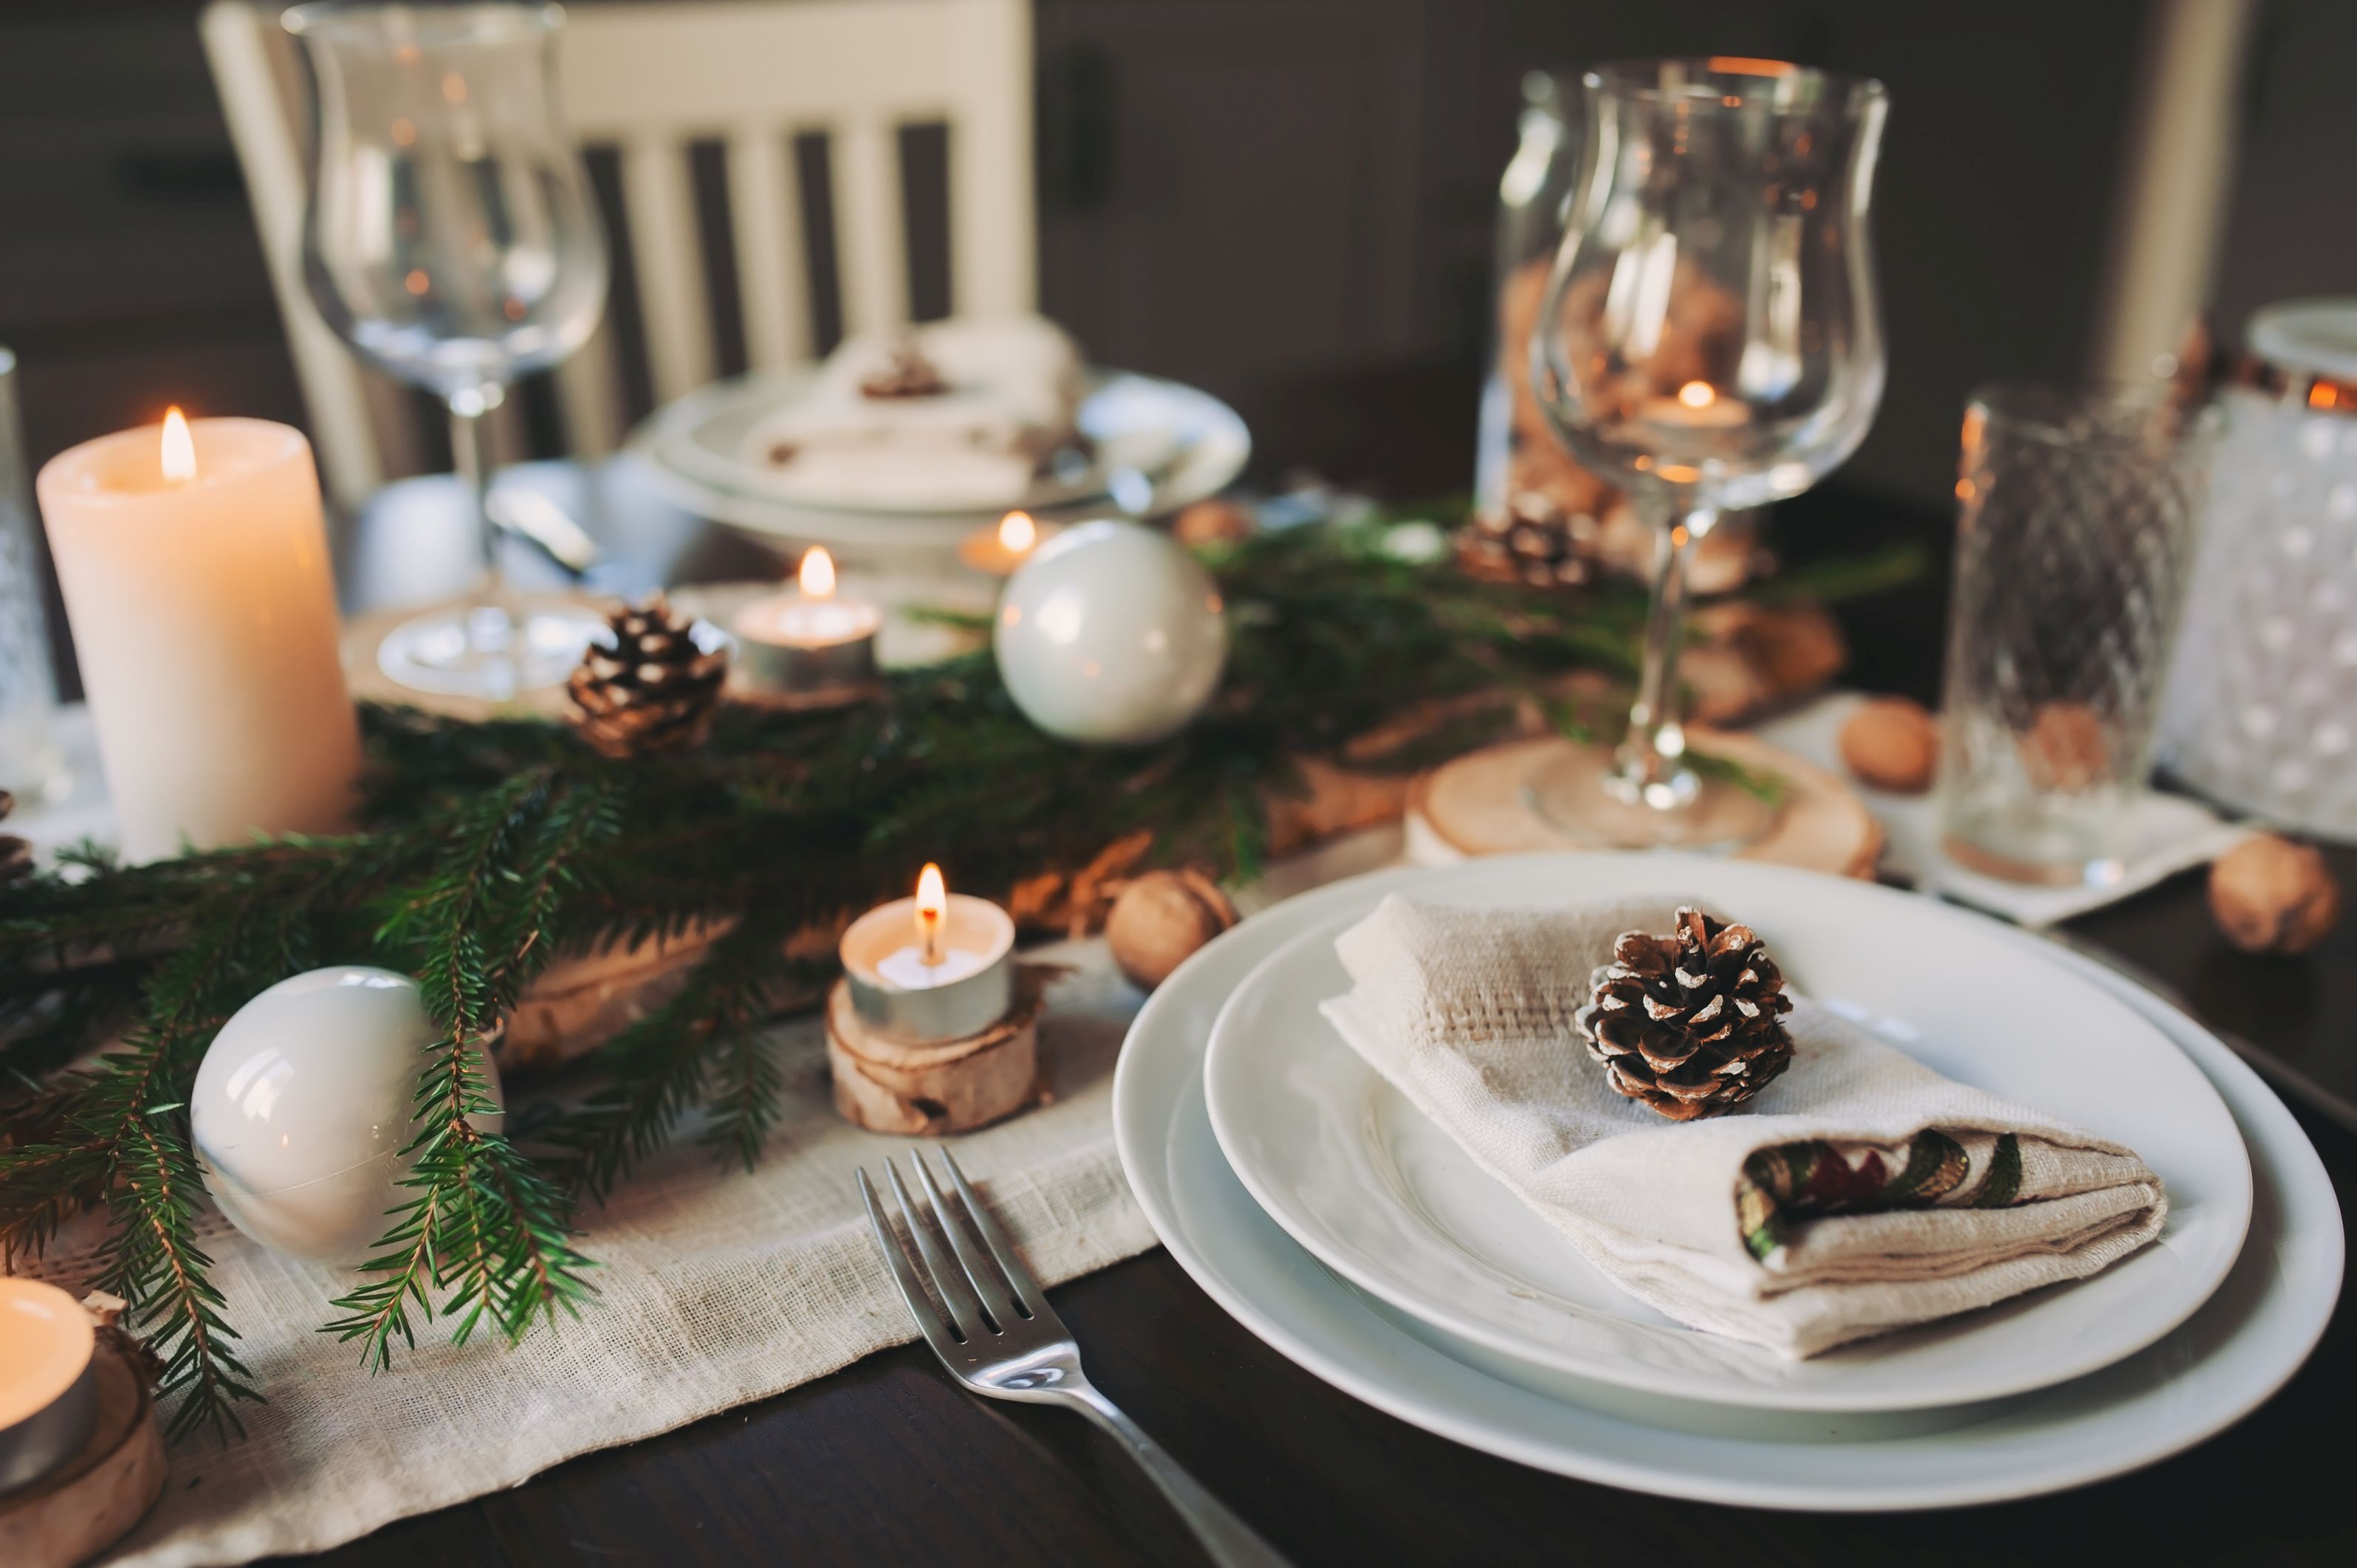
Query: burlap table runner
[[18, 939, 1155, 1567]]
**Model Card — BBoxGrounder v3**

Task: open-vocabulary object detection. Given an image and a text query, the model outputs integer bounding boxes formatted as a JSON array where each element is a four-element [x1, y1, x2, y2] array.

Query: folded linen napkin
[[743, 314, 1083, 509], [1321, 895, 2168, 1358]]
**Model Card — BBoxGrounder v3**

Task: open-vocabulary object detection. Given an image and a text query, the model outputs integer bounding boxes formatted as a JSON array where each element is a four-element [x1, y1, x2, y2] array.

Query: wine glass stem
[[1610, 490, 1716, 806], [447, 397, 501, 594]]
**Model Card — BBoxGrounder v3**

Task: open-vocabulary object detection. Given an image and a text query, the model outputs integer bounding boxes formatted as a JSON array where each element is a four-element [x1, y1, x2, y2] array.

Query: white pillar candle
[[37, 412, 360, 862]]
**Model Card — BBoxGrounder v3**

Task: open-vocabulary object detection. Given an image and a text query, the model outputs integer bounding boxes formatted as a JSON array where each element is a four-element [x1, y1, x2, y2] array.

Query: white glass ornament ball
[[992, 520, 1228, 745], [191, 966, 504, 1265]]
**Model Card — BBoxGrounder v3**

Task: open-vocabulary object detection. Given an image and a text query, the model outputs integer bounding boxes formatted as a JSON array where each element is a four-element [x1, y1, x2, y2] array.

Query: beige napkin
[[741, 314, 1082, 509], [1321, 895, 2168, 1358]]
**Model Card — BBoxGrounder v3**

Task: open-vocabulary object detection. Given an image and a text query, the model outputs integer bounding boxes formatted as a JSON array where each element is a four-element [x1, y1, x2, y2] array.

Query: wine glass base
[[1521, 742, 1780, 854], [376, 600, 603, 701]]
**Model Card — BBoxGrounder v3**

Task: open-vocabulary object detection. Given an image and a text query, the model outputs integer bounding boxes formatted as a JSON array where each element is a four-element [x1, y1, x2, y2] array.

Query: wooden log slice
[[1407, 732, 1882, 879], [825, 976, 1042, 1136], [0, 1334, 165, 1568]]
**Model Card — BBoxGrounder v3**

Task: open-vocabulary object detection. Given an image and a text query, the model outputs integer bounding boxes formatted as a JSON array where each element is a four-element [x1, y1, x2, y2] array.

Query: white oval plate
[[1203, 858, 2251, 1412], [1114, 853, 2341, 1508], [622, 366, 1249, 549]]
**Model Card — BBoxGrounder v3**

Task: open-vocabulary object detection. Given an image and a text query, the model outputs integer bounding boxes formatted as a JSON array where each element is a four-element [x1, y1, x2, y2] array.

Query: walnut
[[2208, 835, 2341, 955], [1105, 870, 1238, 991], [2017, 702, 2109, 791], [1838, 697, 1940, 793]]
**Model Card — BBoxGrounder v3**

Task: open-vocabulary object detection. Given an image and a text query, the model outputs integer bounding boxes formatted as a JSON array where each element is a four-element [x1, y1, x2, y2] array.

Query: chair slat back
[[201, 0, 1037, 509]]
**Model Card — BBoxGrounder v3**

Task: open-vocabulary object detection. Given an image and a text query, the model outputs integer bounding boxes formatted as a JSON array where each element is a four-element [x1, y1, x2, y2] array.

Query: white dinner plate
[[622, 366, 1250, 550], [1202, 859, 2251, 1413], [1112, 854, 2344, 1510]]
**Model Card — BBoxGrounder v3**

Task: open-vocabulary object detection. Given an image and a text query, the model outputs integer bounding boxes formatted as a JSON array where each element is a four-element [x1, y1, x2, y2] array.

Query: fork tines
[[860, 1149, 1053, 1350]]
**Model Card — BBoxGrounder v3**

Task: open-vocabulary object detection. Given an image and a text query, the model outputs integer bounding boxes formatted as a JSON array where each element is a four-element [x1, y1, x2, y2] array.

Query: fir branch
[[329, 772, 616, 1368], [7, 878, 328, 1437], [696, 1014, 789, 1175], [1744, 539, 1933, 606], [550, 915, 816, 1203], [105, 1107, 263, 1441]]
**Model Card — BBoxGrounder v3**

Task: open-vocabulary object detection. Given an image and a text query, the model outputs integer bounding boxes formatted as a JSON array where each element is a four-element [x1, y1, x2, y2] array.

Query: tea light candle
[[730, 546, 881, 702], [36, 410, 360, 862], [0, 1278, 97, 1495], [1637, 380, 1754, 430], [958, 510, 1065, 576], [840, 862, 1015, 1042]]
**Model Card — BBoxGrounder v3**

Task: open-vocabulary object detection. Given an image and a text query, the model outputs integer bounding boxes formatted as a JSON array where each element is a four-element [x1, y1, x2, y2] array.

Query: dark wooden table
[[298, 422, 2356, 1568]]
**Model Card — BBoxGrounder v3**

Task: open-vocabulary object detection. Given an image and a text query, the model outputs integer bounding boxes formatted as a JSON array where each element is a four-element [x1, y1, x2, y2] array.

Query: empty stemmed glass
[[287, 1, 609, 699], [1530, 59, 1889, 849]]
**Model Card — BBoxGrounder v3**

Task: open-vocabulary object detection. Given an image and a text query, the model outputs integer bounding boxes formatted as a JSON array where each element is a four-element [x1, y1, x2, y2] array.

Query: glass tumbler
[[1936, 385, 2215, 886], [0, 347, 64, 800]]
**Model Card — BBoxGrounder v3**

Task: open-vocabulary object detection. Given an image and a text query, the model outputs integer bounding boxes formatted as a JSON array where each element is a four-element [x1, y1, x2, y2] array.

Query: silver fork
[[860, 1151, 1289, 1568]]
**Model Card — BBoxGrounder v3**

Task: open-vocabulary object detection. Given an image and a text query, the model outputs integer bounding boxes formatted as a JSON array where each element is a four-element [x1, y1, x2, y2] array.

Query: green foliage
[[0, 515, 1918, 1440]]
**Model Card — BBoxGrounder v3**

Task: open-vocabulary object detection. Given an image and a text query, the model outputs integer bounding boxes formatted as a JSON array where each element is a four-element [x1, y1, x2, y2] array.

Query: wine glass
[[287, 1, 609, 700], [1530, 59, 1888, 849]]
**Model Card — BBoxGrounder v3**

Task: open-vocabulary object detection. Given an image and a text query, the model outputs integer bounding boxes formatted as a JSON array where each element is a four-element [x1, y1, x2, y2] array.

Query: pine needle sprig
[[548, 912, 820, 1203], [13, 868, 338, 1437], [329, 771, 617, 1367]]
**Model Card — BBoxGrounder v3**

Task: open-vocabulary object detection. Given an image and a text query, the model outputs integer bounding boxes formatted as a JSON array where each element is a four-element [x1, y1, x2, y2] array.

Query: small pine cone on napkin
[[567, 594, 727, 760], [859, 337, 949, 399], [1577, 907, 1796, 1121]]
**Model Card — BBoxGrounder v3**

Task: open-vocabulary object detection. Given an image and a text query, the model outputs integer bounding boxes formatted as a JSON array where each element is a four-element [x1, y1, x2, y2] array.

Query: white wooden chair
[[200, 0, 1037, 513]]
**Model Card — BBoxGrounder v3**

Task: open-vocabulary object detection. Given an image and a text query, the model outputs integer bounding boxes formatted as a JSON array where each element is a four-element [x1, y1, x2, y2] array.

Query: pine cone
[[1577, 907, 1795, 1121], [859, 338, 948, 399], [1458, 492, 1606, 590], [567, 594, 727, 760], [0, 789, 28, 883]]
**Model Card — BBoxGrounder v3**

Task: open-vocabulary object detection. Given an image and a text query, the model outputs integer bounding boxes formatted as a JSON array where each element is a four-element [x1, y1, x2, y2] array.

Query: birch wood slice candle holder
[[1405, 731, 1882, 879], [0, 1293, 166, 1568], [829, 865, 1036, 1135]]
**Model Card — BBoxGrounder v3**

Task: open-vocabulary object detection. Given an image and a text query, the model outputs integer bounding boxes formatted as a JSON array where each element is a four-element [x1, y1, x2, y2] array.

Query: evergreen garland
[[0, 517, 1921, 1440]]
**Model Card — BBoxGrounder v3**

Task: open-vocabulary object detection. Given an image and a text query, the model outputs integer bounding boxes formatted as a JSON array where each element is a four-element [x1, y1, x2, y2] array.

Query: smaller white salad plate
[[1203, 859, 2252, 1414]]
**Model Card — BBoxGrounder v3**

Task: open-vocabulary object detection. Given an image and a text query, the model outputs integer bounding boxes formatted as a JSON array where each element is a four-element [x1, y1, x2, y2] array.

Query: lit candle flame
[[915, 862, 947, 965], [1677, 381, 1716, 410], [799, 546, 837, 600], [160, 407, 196, 484], [998, 511, 1037, 552]]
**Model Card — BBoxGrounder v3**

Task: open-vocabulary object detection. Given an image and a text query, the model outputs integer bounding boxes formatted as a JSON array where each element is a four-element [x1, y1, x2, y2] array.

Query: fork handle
[[1062, 1385, 1291, 1568]]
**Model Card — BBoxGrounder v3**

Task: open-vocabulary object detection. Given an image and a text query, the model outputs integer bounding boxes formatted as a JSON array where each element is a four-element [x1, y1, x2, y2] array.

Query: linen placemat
[[16, 942, 1156, 1568]]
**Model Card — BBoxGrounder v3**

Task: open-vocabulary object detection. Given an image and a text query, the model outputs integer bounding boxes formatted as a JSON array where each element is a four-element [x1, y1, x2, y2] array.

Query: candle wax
[[874, 943, 992, 991], [734, 594, 882, 647], [1634, 393, 1753, 430]]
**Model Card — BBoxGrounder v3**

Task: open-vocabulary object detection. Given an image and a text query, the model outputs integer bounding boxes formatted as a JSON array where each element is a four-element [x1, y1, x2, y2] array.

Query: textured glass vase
[[2159, 332, 2357, 840]]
